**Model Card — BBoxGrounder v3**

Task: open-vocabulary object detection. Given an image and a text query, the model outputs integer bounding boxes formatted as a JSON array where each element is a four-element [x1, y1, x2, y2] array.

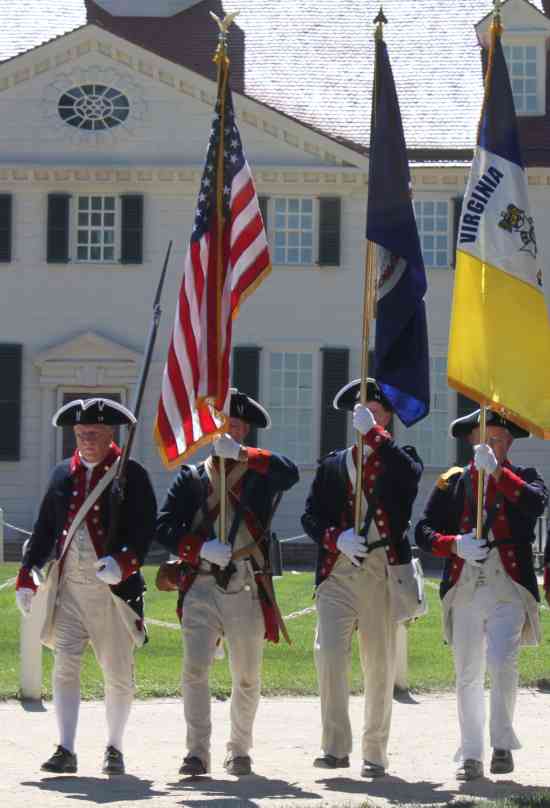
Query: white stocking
[[105, 689, 133, 752], [53, 655, 81, 754]]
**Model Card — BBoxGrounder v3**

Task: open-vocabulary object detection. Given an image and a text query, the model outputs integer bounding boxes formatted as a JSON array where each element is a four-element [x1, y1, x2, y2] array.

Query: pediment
[[476, 0, 550, 45], [0, 24, 365, 169], [35, 330, 141, 365]]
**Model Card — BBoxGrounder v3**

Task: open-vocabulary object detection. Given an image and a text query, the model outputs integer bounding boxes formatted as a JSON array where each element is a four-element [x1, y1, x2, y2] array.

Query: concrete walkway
[[2, 691, 550, 807]]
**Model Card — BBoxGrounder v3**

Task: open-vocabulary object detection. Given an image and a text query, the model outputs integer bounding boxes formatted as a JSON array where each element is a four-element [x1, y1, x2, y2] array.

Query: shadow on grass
[[166, 773, 321, 806], [317, 774, 550, 806], [20, 775, 166, 804], [317, 774, 454, 804], [457, 781, 550, 806]]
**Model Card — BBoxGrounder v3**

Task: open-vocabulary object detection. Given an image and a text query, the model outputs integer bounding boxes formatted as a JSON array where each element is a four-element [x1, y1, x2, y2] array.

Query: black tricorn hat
[[333, 378, 393, 413], [229, 389, 271, 429], [52, 398, 137, 427], [449, 408, 529, 439]]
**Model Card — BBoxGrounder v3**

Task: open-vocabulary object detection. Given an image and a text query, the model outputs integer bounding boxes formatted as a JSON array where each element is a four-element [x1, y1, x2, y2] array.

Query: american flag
[[155, 66, 271, 467]]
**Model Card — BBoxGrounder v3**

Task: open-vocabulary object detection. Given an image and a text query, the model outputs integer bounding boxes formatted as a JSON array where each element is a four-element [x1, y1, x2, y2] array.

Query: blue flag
[[367, 37, 430, 426]]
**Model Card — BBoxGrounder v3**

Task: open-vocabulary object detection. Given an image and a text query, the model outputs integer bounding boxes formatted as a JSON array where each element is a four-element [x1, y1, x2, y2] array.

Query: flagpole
[[476, 406, 487, 538], [474, 0, 500, 541], [211, 11, 239, 542], [354, 8, 387, 535]]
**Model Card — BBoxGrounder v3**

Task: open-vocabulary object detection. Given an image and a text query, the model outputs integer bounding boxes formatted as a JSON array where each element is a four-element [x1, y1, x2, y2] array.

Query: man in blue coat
[[301, 378, 422, 778], [416, 408, 548, 781], [156, 389, 299, 777], [15, 398, 157, 775]]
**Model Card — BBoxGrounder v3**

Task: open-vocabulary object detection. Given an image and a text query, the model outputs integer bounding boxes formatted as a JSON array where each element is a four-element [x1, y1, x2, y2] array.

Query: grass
[[1, 563, 550, 700]]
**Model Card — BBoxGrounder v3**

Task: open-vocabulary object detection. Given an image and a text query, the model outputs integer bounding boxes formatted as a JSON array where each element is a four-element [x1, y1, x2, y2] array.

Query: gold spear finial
[[373, 6, 388, 40], [492, 0, 502, 35]]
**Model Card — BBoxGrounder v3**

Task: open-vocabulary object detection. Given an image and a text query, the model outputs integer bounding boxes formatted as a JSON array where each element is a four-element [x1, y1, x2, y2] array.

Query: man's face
[[73, 424, 114, 464], [366, 400, 392, 429], [469, 425, 513, 465], [226, 417, 250, 444]]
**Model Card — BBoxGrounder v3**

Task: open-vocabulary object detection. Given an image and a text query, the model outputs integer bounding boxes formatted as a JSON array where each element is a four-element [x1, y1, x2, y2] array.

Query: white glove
[[16, 589, 34, 617], [336, 528, 368, 567], [352, 404, 377, 436], [213, 433, 242, 461], [455, 531, 489, 567], [199, 538, 232, 569], [94, 555, 122, 585], [474, 443, 498, 475]]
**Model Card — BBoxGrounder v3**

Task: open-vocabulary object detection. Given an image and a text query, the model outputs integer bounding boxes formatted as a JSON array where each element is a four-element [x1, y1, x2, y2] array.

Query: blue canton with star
[[192, 86, 245, 241]]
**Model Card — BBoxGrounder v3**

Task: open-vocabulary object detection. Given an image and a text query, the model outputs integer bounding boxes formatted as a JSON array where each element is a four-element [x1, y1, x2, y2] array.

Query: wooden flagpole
[[354, 8, 386, 535], [474, 2, 501, 540], [211, 11, 239, 542]]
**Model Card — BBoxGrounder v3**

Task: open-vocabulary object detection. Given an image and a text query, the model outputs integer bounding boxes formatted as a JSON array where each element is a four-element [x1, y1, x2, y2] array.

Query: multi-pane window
[[77, 196, 116, 262], [265, 352, 313, 464], [399, 357, 450, 467], [503, 45, 538, 115], [273, 198, 314, 265], [413, 200, 450, 268]]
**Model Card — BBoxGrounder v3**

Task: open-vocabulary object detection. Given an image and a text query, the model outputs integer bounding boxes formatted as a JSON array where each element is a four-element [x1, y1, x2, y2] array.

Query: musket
[[103, 240, 173, 557]]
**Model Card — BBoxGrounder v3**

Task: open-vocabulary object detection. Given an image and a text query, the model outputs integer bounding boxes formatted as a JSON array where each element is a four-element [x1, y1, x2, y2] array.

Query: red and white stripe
[[155, 161, 270, 467]]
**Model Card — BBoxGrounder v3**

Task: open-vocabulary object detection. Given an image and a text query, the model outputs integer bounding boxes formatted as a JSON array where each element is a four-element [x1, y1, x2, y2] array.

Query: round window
[[58, 84, 130, 131]]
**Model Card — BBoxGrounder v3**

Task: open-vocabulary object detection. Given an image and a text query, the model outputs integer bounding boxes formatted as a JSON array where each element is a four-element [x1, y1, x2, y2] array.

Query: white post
[[19, 558, 46, 701], [394, 623, 408, 692], [0, 507, 4, 564]]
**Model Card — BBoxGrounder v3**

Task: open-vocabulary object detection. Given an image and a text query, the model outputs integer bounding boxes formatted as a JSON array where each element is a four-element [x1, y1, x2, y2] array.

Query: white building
[[1, 0, 550, 556]]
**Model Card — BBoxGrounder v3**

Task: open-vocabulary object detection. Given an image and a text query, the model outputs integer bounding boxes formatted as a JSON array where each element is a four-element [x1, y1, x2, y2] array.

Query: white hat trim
[[52, 397, 137, 427]]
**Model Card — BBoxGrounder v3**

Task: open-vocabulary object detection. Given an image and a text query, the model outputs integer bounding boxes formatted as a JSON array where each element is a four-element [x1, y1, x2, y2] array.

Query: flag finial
[[373, 7, 388, 40]]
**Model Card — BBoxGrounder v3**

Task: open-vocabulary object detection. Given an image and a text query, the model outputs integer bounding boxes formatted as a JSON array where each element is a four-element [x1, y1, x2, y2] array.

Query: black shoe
[[224, 754, 252, 776], [102, 746, 125, 775], [361, 760, 386, 778], [313, 754, 350, 769], [456, 758, 483, 781], [491, 749, 514, 774], [179, 755, 207, 776], [41, 745, 77, 774]]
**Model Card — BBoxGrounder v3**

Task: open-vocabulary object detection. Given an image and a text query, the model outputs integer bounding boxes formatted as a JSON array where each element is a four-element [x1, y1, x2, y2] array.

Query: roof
[[0, 0, 546, 156]]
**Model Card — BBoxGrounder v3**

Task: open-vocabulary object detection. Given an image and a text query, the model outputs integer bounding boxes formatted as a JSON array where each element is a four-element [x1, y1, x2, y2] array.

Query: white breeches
[[53, 577, 135, 752], [452, 585, 525, 763], [314, 548, 396, 769], [180, 574, 265, 771]]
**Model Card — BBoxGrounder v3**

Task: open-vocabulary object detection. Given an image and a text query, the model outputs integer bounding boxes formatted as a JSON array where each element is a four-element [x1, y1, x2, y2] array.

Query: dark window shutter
[[0, 344, 22, 461], [120, 194, 143, 264], [232, 346, 261, 446], [451, 196, 463, 268], [320, 347, 349, 456], [258, 196, 268, 234], [0, 194, 13, 262], [47, 193, 70, 263], [318, 197, 341, 266], [456, 392, 477, 465]]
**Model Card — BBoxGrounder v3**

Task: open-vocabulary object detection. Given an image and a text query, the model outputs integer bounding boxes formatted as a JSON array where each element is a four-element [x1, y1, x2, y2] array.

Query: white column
[[394, 623, 408, 692], [20, 584, 46, 700]]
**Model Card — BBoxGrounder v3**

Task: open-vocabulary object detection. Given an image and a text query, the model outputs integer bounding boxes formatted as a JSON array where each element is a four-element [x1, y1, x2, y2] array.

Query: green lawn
[[1, 563, 550, 700]]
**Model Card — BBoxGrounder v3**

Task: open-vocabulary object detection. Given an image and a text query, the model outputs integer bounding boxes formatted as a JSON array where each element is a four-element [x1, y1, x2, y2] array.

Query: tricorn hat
[[333, 378, 393, 413], [52, 398, 136, 427], [449, 408, 529, 439], [229, 389, 271, 429]]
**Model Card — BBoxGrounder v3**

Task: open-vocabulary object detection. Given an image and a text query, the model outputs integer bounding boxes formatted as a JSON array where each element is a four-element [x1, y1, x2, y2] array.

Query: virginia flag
[[448, 18, 550, 437], [367, 35, 430, 426]]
